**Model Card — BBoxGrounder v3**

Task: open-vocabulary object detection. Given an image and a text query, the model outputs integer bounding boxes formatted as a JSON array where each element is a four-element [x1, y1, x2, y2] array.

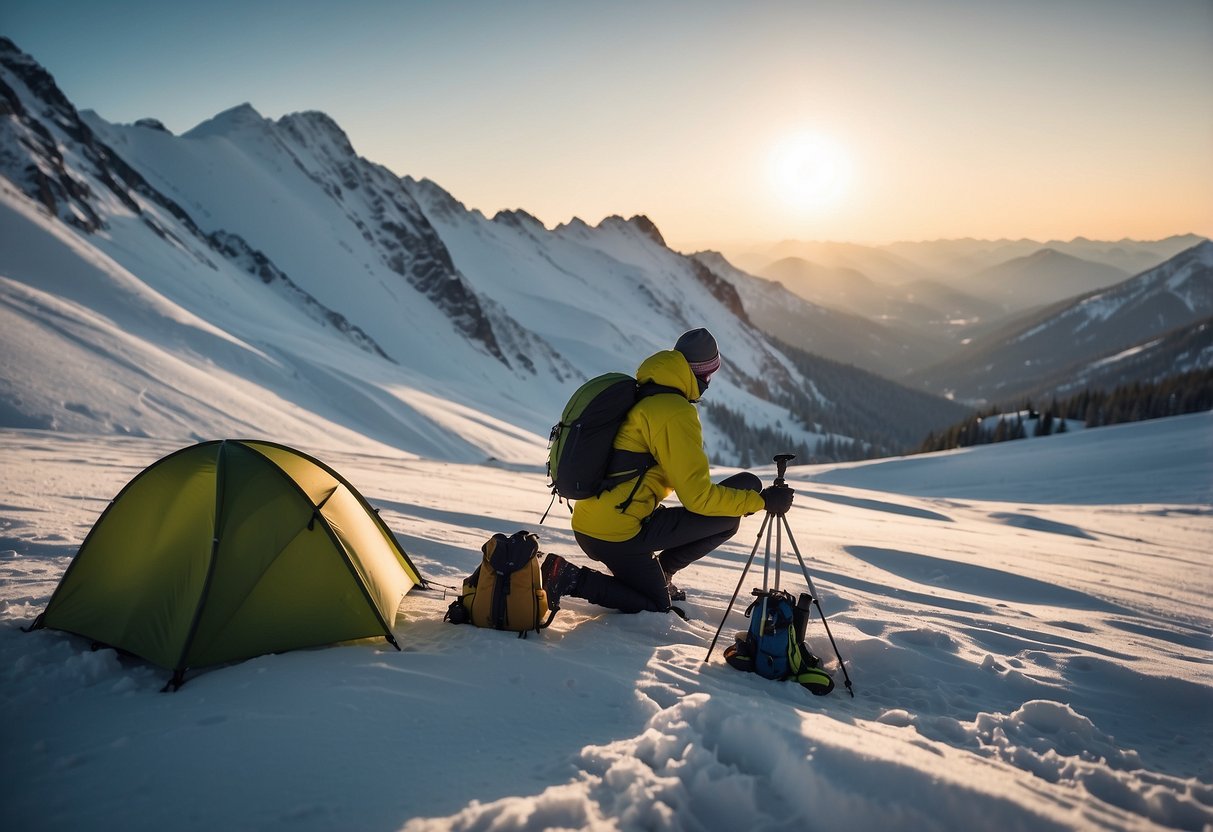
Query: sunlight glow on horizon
[[3, 0, 1211, 249]]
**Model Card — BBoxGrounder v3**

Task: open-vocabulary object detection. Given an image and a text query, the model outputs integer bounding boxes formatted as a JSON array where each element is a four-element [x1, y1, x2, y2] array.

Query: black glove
[[761, 485, 794, 515]]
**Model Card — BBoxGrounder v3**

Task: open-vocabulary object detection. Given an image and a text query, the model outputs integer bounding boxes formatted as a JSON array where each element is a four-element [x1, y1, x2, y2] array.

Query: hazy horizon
[[4, 0, 1211, 250], [663, 230, 1210, 257]]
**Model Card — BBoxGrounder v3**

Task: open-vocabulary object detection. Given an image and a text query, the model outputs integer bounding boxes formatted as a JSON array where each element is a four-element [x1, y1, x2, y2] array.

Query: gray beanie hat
[[674, 328, 721, 378]]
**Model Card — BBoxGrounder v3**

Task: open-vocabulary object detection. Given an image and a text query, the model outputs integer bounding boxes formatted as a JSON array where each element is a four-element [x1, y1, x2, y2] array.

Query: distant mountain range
[[957, 249, 1131, 311], [887, 236, 1206, 279], [690, 252, 955, 379], [717, 232, 1211, 406], [734, 236, 1203, 336], [906, 241, 1213, 404], [746, 255, 1004, 340], [734, 235, 1204, 285]]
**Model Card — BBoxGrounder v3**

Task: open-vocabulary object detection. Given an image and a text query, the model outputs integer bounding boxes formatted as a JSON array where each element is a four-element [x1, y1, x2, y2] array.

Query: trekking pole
[[705, 511, 771, 662], [780, 511, 855, 698]]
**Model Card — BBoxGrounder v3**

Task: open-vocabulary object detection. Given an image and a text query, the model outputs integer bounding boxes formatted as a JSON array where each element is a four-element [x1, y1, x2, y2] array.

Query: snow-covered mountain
[[1017, 317, 1213, 403], [908, 241, 1213, 404], [1, 37, 957, 465]]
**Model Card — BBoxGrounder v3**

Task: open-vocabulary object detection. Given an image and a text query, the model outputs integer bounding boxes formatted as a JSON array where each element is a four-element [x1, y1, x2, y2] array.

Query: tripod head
[[773, 453, 796, 486]]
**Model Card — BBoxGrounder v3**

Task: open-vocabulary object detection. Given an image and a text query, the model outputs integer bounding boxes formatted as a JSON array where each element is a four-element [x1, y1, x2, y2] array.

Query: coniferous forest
[[918, 369, 1213, 453], [704, 339, 971, 464]]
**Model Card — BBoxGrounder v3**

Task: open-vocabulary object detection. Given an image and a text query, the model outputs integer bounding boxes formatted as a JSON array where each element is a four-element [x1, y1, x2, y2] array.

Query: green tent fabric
[[33, 439, 424, 686]]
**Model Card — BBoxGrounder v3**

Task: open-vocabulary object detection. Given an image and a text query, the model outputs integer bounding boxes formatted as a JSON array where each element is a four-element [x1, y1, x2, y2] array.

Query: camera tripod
[[705, 453, 854, 697]]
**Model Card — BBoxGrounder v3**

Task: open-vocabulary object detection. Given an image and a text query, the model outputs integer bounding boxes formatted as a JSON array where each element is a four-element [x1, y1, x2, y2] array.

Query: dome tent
[[29, 439, 424, 689]]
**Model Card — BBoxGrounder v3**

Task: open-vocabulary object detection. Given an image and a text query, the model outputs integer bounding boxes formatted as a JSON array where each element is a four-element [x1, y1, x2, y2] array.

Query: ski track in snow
[[2, 414, 1211, 832]]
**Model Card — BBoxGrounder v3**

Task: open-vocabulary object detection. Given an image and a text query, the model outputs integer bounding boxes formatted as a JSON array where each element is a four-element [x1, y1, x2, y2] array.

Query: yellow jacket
[[571, 349, 766, 542]]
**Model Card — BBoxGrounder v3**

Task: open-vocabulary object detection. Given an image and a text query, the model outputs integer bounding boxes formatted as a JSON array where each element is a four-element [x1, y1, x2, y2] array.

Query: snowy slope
[[0, 181, 544, 464], [2, 414, 1210, 832], [3, 38, 871, 464], [82, 102, 555, 382], [1018, 317, 1213, 401]]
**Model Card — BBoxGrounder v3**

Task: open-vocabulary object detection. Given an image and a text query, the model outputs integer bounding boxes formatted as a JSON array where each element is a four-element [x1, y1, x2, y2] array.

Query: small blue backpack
[[725, 589, 834, 695]]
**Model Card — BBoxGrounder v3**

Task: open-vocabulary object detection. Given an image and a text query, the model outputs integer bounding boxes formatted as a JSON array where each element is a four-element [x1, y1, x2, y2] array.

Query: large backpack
[[444, 531, 552, 637], [724, 589, 834, 695], [544, 373, 659, 516]]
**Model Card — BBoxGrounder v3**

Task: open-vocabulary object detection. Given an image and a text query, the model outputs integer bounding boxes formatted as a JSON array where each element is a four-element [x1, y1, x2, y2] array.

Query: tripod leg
[[704, 512, 770, 662], [774, 511, 783, 591], [781, 512, 820, 607], [779, 514, 855, 698], [761, 515, 773, 594], [758, 513, 775, 637]]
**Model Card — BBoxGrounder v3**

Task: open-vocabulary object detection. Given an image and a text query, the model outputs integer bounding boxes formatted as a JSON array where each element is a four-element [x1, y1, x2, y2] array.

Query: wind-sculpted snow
[[2, 414, 1210, 831]]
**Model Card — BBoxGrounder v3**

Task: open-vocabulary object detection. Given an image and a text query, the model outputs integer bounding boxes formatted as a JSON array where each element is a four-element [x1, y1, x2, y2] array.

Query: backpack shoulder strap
[[602, 381, 683, 512], [637, 382, 682, 400]]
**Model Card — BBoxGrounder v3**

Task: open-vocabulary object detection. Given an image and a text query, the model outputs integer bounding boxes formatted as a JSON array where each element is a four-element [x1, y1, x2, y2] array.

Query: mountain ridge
[[908, 241, 1213, 404], [3, 36, 1203, 465], [2, 37, 971, 466]]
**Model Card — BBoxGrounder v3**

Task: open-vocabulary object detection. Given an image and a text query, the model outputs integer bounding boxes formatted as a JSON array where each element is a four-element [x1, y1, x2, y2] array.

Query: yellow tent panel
[[33, 440, 424, 689]]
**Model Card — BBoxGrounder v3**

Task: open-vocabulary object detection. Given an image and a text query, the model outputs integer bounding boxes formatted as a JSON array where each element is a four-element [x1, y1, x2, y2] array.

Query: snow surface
[[2, 413, 1211, 832]]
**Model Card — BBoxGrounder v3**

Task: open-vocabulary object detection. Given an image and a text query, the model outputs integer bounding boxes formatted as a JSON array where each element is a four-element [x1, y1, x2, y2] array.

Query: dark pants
[[572, 472, 762, 613]]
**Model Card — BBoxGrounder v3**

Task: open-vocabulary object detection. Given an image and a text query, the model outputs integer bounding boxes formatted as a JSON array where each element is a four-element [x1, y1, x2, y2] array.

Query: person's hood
[[635, 350, 699, 400]]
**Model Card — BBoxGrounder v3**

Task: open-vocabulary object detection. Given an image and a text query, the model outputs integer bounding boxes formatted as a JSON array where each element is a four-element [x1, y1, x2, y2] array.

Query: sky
[[4, 0, 1212, 249]]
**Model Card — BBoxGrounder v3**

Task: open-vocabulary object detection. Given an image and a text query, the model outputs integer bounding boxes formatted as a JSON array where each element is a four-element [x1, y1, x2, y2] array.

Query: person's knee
[[725, 471, 763, 493]]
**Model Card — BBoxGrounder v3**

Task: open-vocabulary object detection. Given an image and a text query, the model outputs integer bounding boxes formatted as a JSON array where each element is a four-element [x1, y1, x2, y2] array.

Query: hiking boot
[[666, 581, 686, 602], [541, 553, 582, 609]]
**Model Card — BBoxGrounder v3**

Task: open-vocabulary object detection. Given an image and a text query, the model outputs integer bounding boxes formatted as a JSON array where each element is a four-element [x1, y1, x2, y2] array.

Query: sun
[[770, 132, 852, 212]]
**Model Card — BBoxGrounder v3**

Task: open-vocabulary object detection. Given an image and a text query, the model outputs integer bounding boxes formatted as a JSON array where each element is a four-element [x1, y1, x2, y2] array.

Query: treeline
[[703, 337, 973, 465], [703, 401, 816, 468], [767, 338, 970, 461], [919, 369, 1213, 453]]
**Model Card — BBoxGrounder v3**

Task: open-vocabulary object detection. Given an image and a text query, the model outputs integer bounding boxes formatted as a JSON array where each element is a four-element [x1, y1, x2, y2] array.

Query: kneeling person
[[542, 328, 794, 613]]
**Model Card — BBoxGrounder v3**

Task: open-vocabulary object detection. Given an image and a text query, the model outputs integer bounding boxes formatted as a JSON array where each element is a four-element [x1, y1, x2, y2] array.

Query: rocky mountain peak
[[133, 118, 171, 134], [276, 110, 357, 158], [183, 103, 267, 139], [0, 37, 74, 117], [597, 214, 666, 247], [492, 208, 545, 230]]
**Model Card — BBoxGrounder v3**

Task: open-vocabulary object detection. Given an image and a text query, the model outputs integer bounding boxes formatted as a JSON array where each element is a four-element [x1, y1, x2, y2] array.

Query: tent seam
[[37, 440, 224, 630], [173, 439, 228, 675], [241, 443, 401, 650], [242, 439, 424, 586]]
